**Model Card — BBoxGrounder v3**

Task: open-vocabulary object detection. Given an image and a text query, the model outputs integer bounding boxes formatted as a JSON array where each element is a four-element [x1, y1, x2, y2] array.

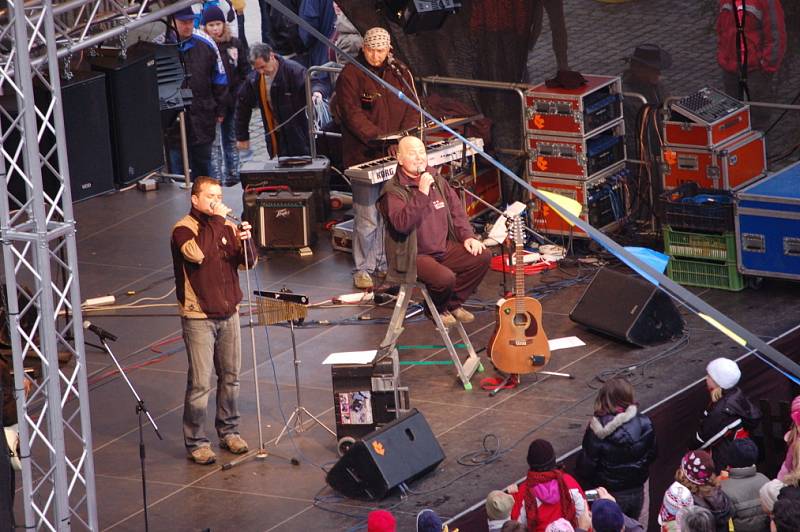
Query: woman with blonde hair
[[693, 358, 761, 472]]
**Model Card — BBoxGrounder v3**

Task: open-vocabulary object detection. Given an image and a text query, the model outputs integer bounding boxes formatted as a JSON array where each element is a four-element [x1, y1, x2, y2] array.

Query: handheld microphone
[[83, 321, 118, 342], [210, 202, 242, 224]]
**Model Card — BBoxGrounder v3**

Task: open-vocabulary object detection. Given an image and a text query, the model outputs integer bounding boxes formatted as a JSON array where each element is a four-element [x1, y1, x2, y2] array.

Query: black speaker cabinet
[[325, 409, 444, 500], [0, 73, 114, 204], [569, 267, 684, 346], [90, 49, 163, 186], [59, 72, 115, 201], [250, 190, 317, 249]]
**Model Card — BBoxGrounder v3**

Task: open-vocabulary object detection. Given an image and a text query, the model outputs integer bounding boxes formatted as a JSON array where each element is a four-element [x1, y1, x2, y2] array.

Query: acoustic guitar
[[487, 216, 550, 374]]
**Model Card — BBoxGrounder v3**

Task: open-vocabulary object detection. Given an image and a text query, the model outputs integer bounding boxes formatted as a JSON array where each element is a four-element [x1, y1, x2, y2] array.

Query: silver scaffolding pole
[[0, 0, 98, 529]]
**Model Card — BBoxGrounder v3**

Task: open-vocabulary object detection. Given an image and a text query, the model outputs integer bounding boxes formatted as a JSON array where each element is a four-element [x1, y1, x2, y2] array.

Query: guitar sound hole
[[514, 312, 539, 336]]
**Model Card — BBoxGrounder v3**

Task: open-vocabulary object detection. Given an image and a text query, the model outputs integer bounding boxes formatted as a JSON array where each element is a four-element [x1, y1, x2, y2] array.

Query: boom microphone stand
[[84, 323, 162, 532]]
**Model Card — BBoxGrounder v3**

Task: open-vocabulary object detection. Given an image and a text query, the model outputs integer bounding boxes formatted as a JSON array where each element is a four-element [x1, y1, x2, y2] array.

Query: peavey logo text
[[275, 208, 291, 218]]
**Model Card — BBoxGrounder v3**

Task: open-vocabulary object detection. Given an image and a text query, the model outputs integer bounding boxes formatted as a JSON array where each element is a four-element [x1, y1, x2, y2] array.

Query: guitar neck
[[515, 235, 525, 310]]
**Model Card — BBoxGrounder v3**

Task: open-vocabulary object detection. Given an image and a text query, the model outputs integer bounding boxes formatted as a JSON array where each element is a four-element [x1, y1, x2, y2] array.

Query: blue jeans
[[210, 112, 240, 185], [181, 313, 242, 451], [169, 143, 213, 181], [351, 181, 386, 274]]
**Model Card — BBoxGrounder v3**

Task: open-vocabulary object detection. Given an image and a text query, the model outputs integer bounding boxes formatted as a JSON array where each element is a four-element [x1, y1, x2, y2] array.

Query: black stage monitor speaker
[[90, 49, 163, 186], [325, 409, 444, 500], [569, 267, 684, 346]]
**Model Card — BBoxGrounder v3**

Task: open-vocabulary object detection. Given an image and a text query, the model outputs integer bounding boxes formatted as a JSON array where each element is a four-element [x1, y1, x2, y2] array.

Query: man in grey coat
[[719, 438, 770, 532]]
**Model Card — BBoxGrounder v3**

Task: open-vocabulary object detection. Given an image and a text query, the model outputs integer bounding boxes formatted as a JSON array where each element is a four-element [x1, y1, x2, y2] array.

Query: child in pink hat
[[777, 395, 800, 481]]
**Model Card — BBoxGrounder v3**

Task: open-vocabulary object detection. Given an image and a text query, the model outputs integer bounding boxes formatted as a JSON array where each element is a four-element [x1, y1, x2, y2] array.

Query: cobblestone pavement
[[242, 0, 799, 165], [526, 0, 800, 164]]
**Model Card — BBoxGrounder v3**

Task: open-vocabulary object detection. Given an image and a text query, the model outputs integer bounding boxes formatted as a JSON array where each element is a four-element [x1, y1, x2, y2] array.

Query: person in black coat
[[576, 377, 657, 520], [235, 42, 325, 157], [167, 7, 229, 179], [693, 358, 762, 473]]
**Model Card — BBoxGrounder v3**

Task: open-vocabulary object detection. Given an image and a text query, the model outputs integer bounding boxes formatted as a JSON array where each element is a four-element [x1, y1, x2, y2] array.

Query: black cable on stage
[[399, 330, 692, 499]]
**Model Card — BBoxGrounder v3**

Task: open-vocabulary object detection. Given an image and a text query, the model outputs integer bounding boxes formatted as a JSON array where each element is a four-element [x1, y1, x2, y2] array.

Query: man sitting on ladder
[[378, 136, 491, 328]]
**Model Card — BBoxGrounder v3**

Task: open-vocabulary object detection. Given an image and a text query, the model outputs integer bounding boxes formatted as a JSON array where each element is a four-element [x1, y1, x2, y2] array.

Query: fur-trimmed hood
[[589, 405, 638, 440]]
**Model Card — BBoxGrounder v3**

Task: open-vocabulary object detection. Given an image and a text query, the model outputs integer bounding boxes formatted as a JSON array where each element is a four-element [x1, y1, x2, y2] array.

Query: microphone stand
[[222, 238, 298, 470], [88, 331, 162, 532], [388, 58, 425, 138]]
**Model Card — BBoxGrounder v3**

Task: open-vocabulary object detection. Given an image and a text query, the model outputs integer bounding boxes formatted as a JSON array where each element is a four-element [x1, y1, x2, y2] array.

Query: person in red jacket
[[508, 439, 588, 532], [716, 0, 786, 128]]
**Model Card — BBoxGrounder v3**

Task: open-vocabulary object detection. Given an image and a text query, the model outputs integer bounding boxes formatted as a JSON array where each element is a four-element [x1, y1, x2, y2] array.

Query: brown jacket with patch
[[171, 207, 257, 319]]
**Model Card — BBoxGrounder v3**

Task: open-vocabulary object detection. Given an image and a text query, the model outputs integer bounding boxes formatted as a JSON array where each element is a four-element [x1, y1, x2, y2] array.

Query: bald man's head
[[397, 136, 427, 176]]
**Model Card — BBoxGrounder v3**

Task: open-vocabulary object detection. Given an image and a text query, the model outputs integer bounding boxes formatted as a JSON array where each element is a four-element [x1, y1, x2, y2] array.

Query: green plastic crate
[[663, 227, 737, 262], [667, 257, 744, 291]]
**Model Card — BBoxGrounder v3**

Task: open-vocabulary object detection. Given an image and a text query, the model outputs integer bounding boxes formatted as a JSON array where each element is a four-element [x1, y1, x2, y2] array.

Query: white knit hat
[[659, 481, 694, 525], [363, 27, 391, 49], [706, 357, 741, 389]]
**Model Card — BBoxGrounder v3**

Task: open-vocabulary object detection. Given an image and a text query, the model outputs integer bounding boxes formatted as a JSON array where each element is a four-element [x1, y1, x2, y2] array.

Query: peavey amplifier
[[255, 191, 317, 249]]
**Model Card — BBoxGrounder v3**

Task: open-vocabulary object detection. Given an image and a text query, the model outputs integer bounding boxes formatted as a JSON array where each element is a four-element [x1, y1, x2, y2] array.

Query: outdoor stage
[[19, 182, 800, 531]]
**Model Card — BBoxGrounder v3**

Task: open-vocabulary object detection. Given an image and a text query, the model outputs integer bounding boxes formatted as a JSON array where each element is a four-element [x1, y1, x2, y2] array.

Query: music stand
[[253, 290, 335, 444]]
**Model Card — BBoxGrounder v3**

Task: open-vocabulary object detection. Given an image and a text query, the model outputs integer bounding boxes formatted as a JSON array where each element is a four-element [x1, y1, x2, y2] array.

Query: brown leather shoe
[[220, 434, 249, 454], [438, 311, 457, 329], [188, 446, 217, 465], [353, 271, 373, 289], [451, 307, 475, 324]]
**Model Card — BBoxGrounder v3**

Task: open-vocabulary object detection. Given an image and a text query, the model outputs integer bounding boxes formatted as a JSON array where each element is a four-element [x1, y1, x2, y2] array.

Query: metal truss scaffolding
[[1, 0, 98, 528], [0, 0, 192, 529]]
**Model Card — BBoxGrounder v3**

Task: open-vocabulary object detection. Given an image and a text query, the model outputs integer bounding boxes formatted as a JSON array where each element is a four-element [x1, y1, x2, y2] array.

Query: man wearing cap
[[167, 7, 229, 180], [333, 27, 418, 289], [235, 42, 325, 158]]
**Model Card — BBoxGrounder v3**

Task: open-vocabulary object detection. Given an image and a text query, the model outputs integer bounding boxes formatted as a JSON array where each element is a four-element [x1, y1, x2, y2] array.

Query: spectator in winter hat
[[778, 395, 800, 482], [659, 481, 694, 530], [693, 358, 761, 474], [675, 451, 734, 532]]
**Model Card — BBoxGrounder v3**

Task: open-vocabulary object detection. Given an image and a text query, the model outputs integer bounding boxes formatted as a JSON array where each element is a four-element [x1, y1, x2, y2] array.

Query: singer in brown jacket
[[379, 136, 491, 328], [171, 176, 256, 465]]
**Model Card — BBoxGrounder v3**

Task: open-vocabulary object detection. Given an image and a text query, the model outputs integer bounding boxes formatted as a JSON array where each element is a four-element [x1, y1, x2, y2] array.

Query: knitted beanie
[[202, 5, 226, 24], [527, 439, 556, 471], [706, 358, 741, 389], [368, 510, 396, 532]]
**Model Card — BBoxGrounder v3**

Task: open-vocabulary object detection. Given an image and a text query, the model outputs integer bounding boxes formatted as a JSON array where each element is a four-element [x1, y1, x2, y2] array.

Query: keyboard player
[[332, 27, 418, 290]]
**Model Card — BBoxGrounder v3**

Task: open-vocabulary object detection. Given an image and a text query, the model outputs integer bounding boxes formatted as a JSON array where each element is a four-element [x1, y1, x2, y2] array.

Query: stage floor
[[14, 182, 800, 531]]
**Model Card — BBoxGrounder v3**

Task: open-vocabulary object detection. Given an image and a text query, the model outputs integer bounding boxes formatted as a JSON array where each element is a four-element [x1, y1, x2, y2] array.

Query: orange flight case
[[662, 130, 766, 191]]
